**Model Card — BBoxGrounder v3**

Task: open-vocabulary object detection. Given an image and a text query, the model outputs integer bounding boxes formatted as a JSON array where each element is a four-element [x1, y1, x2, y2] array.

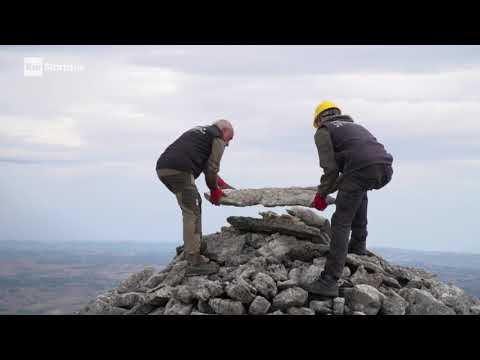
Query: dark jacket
[[315, 115, 393, 197], [156, 125, 224, 179]]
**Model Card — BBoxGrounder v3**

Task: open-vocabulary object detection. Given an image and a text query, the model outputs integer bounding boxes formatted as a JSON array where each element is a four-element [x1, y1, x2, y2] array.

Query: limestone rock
[[117, 267, 155, 294], [209, 298, 245, 315], [309, 300, 333, 315], [164, 298, 193, 315], [146, 286, 173, 307], [380, 289, 408, 315], [399, 288, 455, 315], [249, 296, 271, 315], [333, 297, 345, 315], [226, 277, 257, 304], [350, 266, 384, 288], [112, 292, 145, 310], [227, 216, 329, 245], [252, 273, 278, 299], [287, 307, 315, 315], [272, 287, 308, 311], [345, 284, 385, 315]]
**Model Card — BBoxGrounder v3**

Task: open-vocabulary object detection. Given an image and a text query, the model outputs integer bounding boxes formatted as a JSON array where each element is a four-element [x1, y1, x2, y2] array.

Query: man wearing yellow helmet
[[306, 101, 394, 297]]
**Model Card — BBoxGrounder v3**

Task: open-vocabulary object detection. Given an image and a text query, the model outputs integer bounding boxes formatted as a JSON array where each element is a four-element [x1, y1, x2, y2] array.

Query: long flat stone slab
[[204, 187, 336, 208]]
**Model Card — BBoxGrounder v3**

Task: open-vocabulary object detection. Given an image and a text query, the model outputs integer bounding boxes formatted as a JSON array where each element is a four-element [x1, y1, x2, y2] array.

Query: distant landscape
[[1, 241, 480, 315]]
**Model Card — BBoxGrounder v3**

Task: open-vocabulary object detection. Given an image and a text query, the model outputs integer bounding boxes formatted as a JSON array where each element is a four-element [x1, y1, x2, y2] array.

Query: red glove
[[210, 188, 225, 205], [217, 176, 234, 190], [312, 193, 327, 211]]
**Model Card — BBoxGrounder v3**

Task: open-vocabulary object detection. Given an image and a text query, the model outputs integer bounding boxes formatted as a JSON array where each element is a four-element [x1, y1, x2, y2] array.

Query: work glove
[[312, 193, 328, 211], [217, 176, 235, 190], [210, 188, 225, 206]]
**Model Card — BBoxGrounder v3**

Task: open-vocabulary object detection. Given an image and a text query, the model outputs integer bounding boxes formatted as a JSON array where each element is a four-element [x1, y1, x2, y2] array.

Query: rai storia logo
[[23, 57, 85, 77], [24, 57, 44, 77]]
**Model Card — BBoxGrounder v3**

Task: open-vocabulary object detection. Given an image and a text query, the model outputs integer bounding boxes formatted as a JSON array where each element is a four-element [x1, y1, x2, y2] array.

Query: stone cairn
[[78, 203, 480, 315]]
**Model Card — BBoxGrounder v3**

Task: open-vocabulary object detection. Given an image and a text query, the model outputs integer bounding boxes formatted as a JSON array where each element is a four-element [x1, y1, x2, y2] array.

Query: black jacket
[[156, 125, 222, 179], [315, 115, 393, 196]]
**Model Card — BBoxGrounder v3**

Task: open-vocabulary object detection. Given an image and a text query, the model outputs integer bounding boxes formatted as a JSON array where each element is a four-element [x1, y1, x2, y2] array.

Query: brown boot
[[185, 253, 219, 276]]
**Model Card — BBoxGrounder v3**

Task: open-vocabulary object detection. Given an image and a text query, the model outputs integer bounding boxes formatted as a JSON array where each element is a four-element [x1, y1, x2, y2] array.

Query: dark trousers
[[324, 164, 393, 279]]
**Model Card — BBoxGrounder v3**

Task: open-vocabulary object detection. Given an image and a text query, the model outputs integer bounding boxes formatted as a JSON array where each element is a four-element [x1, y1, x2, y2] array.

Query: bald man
[[156, 120, 235, 276]]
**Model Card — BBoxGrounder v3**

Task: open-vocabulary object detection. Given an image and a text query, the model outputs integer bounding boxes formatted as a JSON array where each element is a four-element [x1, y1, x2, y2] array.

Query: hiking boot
[[306, 272, 339, 297], [347, 241, 371, 256], [185, 253, 219, 276]]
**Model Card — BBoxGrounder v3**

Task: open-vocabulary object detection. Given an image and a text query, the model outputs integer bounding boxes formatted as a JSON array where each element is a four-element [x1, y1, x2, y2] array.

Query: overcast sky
[[1, 45, 480, 253]]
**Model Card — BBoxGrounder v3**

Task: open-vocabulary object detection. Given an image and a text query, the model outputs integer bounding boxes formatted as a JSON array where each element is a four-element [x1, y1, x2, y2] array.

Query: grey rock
[[252, 273, 278, 299], [286, 206, 330, 229], [164, 298, 193, 315], [309, 300, 333, 315], [269, 310, 285, 315], [345, 284, 385, 315], [299, 265, 323, 287], [382, 275, 401, 289], [78, 300, 127, 315], [148, 307, 165, 315], [226, 277, 257, 304], [117, 267, 155, 294], [125, 303, 156, 315], [288, 268, 304, 284], [470, 305, 480, 315], [249, 296, 271, 315], [203, 232, 247, 264], [353, 311, 366, 315], [405, 279, 424, 289], [146, 286, 173, 307], [346, 254, 385, 275], [246, 233, 269, 249], [399, 288, 456, 315], [209, 298, 245, 315], [267, 263, 289, 282], [380, 289, 408, 315], [257, 235, 301, 260], [183, 277, 224, 302], [162, 261, 188, 287], [172, 285, 194, 304], [227, 216, 329, 245], [277, 279, 298, 291], [112, 292, 145, 310], [191, 311, 209, 315], [350, 266, 384, 288], [272, 287, 308, 311], [204, 186, 328, 208], [342, 267, 351, 279], [428, 280, 477, 315], [143, 272, 168, 289], [333, 297, 345, 316], [198, 299, 215, 314], [287, 307, 315, 315]]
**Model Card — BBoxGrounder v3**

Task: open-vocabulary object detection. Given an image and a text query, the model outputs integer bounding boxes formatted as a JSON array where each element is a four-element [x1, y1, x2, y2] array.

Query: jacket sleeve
[[315, 128, 339, 197], [204, 137, 226, 191]]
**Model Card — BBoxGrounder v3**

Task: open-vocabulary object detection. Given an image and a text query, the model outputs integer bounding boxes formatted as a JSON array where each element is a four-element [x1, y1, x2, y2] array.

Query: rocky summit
[[78, 207, 480, 315]]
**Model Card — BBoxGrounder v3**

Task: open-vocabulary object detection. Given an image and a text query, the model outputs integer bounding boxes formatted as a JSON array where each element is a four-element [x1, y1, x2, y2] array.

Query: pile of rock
[[78, 207, 480, 315]]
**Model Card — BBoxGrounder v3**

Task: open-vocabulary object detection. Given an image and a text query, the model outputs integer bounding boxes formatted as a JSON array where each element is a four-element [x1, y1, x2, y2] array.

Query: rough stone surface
[[209, 298, 245, 315], [310, 300, 333, 315], [399, 288, 456, 315], [164, 298, 193, 315], [227, 216, 329, 245], [204, 187, 335, 208], [249, 296, 271, 315], [79, 206, 480, 316], [345, 284, 385, 315], [252, 273, 278, 299], [333, 297, 345, 316], [272, 287, 308, 311], [287, 307, 315, 315], [117, 267, 155, 294], [380, 289, 408, 315], [226, 277, 257, 304], [351, 266, 384, 288], [112, 292, 145, 310]]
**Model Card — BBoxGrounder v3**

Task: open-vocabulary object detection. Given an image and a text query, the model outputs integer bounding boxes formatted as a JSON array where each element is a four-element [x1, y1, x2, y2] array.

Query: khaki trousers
[[157, 168, 202, 256]]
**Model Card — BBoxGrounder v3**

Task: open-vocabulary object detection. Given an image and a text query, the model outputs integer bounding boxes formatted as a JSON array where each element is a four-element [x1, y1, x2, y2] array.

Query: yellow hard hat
[[313, 101, 339, 128]]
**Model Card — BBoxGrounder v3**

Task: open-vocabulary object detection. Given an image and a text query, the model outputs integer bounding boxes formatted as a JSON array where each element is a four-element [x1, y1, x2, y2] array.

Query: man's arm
[[315, 128, 339, 197], [204, 137, 226, 191]]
